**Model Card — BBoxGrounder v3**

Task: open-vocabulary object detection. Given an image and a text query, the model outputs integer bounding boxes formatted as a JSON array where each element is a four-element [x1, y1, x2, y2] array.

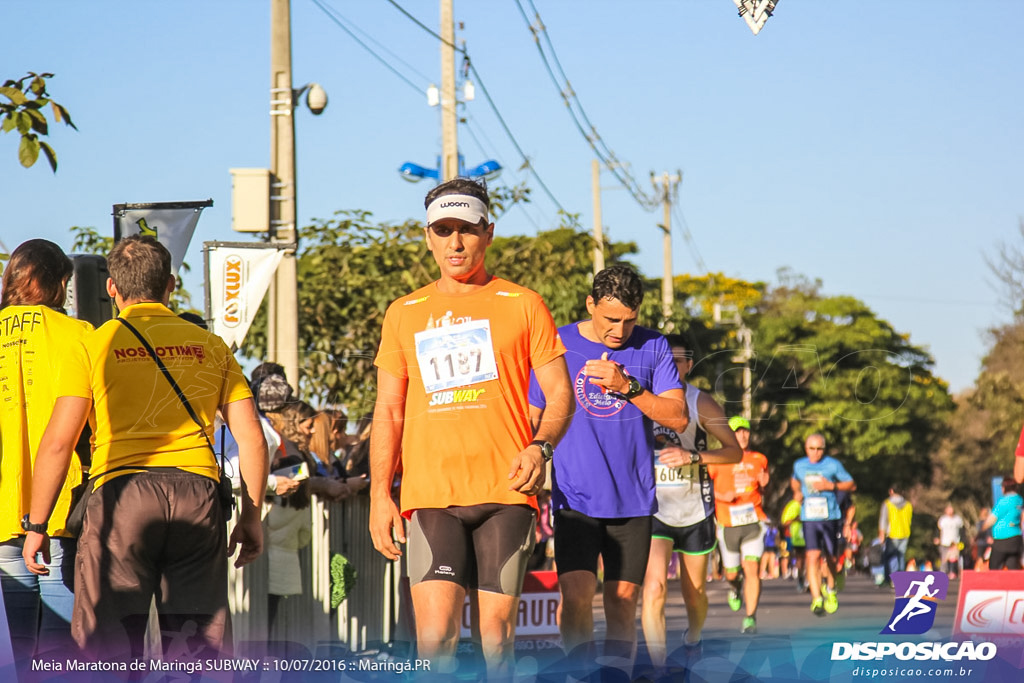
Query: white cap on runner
[[426, 194, 488, 227]]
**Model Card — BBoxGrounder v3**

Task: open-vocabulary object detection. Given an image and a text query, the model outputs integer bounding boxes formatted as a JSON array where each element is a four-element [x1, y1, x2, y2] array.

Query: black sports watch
[[624, 376, 644, 400], [531, 440, 555, 462], [688, 449, 702, 465], [21, 514, 48, 535]]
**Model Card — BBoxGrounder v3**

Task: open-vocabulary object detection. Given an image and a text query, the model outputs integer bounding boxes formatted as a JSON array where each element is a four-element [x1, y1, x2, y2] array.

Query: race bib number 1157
[[415, 319, 499, 393]]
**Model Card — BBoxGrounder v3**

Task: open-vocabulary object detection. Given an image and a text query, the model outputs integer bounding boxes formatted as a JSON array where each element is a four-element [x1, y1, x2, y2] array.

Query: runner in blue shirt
[[790, 433, 855, 617]]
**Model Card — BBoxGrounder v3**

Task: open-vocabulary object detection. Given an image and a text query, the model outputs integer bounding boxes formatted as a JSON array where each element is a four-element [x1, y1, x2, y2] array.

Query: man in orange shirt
[[708, 416, 770, 634], [369, 177, 573, 677]]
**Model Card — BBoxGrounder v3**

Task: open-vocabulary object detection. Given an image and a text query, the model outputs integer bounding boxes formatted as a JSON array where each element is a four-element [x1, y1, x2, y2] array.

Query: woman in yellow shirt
[[0, 240, 92, 667]]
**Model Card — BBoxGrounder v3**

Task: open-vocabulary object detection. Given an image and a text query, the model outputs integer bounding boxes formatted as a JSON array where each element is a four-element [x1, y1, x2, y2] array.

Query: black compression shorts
[[408, 503, 536, 596], [652, 515, 718, 555]]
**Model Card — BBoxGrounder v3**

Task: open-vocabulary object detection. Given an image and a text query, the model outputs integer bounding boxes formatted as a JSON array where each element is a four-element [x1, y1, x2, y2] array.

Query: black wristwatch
[[624, 376, 644, 400], [689, 450, 702, 465], [21, 514, 48, 535], [531, 440, 555, 462]]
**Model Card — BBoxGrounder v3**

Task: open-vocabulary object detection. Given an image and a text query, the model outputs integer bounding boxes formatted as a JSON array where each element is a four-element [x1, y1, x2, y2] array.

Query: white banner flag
[[113, 200, 212, 274], [206, 243, 284, 349]]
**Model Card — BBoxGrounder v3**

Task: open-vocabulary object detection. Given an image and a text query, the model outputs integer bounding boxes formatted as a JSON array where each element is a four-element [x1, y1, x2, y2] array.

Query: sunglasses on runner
[[429, 222, 487, 238]]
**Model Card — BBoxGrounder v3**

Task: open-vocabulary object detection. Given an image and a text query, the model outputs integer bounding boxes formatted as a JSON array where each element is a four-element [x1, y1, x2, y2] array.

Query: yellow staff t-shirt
[[0, 305, 93, 540]]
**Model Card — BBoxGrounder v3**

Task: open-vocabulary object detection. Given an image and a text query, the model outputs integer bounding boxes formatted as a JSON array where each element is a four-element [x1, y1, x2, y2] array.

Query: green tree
[[70, 224, 113, 255], [1, 72, 76, 171], [742, 272, 953, 512], [669, 273, 767, 392], [917, 226, 1024, 537], [488, 227, 640, 326], [929, 321, 1024, 514]]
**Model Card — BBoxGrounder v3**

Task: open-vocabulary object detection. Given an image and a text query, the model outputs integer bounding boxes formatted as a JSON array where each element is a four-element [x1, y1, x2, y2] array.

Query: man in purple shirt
[[530, 265, 687, 662]]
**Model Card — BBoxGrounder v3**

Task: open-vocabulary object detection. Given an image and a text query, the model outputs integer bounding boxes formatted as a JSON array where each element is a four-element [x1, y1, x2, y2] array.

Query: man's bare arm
[[369, 367, 408, 560], [509, 356, 573, 493], [693, 392, 742, 465], [658, 391, 740, 469], [223, 397, 269, 567], [531, 356, 573, 446]]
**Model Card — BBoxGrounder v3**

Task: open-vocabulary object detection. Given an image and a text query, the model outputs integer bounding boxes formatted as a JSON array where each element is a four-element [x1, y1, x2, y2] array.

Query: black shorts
[[408, 504, 536, 596], [803, 519, 843, 556], [554, 509, 651, 585], [989, 536, 1023, 571], [651, 515, 717, 555]]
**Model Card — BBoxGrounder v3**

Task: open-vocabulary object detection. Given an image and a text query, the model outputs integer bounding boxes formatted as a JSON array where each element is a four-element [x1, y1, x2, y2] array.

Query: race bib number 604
[[415, 319, 499, 393]]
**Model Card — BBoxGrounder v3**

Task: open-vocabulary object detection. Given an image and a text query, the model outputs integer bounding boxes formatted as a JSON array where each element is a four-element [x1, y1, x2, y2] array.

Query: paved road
[[584, 570, 966, 679], [659, 570, 957, 641], [469, 572, 1015, 681]]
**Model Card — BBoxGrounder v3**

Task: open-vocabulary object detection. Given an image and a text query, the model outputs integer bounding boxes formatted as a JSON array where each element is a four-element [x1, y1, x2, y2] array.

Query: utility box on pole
[[230, 168, 271, 233]]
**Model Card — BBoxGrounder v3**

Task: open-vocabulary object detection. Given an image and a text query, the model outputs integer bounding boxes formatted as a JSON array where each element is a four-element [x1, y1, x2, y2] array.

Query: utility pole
[[716, 302, 754, 421], [439, 0, 458, 181], [736, 323, 753, 419], [591, 159, 605, 274], [269, 0, 299, 388], [652, 171, 681, 325]]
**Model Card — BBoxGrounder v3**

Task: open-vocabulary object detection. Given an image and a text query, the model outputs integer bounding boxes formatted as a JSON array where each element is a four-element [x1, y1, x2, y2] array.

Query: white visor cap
[[426, 194, 489, 227]]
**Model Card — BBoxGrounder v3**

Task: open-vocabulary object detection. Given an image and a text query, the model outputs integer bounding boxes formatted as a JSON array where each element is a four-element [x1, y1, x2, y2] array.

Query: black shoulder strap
[[116, 317, 223, 471]]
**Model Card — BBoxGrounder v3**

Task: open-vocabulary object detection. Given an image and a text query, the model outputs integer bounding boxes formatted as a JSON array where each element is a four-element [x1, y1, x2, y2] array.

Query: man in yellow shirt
[[22, 236, 268, 663], [878, 485, 913, 587]]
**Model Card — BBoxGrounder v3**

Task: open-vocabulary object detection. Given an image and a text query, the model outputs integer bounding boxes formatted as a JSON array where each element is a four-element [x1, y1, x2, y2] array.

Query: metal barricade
[[227, 493, 406, 656]]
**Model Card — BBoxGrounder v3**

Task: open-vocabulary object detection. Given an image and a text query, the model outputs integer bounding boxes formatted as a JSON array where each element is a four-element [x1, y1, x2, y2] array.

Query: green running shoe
[[835, 571, 846, 592], [823, 587, 839, 614], [811, 597, 825, 616], [741, 616, 757, 634], [727, 587, 742, 612]]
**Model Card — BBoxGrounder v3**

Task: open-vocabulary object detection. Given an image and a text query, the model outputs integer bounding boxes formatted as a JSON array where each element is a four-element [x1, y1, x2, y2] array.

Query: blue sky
[[3, 0, 1021, 393]]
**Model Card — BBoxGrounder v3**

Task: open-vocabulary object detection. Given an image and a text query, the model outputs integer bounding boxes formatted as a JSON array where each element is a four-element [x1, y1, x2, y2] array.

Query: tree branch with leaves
[[1, 72, 76, 172]]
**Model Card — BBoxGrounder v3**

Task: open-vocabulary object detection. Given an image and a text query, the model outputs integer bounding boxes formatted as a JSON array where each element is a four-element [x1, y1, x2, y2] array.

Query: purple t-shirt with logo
[[529, 323, 682, 518]]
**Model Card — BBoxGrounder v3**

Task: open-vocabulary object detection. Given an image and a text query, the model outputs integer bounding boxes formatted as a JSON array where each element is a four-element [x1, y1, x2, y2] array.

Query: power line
[[316, 0, 434, 83], [463, 118, 546, 231], [464, 62, 568, 213], [383, 0, 449, 45], [463, 112, 502, 162], [514, 0, 660, 211], [671, 201, 708, 274], [462, 117, 493, 161], [383, 0, 570, 214], [310, 0, 425, 95]]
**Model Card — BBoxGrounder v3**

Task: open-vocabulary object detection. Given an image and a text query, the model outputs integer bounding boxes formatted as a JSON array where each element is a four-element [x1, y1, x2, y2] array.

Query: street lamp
[[398, 154, 502, 184], [399, 159, 439, 183]]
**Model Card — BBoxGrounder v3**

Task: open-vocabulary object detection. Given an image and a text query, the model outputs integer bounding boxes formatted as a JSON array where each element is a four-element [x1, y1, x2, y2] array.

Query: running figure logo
[[881, 571, 949, 635]]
